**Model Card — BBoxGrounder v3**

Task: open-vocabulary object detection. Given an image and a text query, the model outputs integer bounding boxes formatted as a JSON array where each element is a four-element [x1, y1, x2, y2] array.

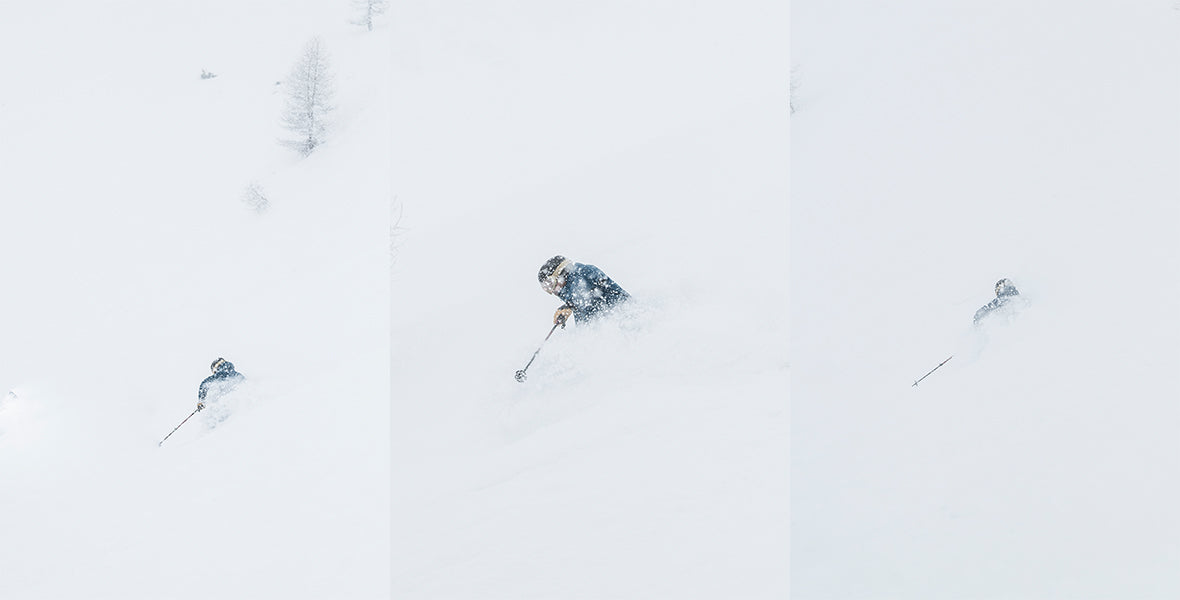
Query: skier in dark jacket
[[973, 278, 1021, 325], [197, 357, 245, 412], [538, 255, 630, 326]]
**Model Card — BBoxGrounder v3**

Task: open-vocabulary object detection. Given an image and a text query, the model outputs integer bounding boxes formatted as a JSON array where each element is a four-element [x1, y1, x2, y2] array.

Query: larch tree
[[281, 37, 335, 156]]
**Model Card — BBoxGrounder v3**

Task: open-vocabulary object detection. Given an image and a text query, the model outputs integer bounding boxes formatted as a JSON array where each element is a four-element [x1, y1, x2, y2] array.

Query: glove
[[196, 401, 205, 412], [553, 306, 573, 327]]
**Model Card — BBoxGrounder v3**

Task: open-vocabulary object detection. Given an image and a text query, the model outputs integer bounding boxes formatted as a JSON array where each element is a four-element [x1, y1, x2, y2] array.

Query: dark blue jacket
[[199, 361, 245, 402], [555, 262, 630, 323]]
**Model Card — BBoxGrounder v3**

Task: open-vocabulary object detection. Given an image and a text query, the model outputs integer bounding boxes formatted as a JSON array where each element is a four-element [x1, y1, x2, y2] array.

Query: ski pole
[[912, 355, 953, 387], [158, 407, 199, 447], [515, 322, 561, 383]]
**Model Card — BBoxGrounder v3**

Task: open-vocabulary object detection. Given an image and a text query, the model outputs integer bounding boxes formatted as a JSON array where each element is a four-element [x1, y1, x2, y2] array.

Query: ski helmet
[[995, 278, 1017, 297], [538, 256, 566, 282], [538, 255, 571, 293]]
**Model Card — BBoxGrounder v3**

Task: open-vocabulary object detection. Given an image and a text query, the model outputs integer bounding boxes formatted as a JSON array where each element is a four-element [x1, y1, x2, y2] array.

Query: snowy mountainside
[[392, 1, 789, 598], [0, 2, 390, 599], [792, 1, 1180, 598]]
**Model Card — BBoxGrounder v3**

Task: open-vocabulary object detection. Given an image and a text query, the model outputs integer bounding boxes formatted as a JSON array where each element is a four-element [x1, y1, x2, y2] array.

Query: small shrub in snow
[[390, 198, 404, 266], [241, 182, 269, 213], [200, 69, 217, 80], [790, 65, 800, 115]]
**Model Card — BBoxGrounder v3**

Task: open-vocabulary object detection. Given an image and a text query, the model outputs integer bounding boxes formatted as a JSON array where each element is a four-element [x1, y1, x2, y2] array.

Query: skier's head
[[995, 278, 1018, 297], [210, 357, 234, 375], [538, 255, 571, 294]]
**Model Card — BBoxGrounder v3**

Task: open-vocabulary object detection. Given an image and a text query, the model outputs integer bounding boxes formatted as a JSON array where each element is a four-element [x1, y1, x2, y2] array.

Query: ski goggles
[[540, 259, 571, 293], [541, 274, 565, 294]]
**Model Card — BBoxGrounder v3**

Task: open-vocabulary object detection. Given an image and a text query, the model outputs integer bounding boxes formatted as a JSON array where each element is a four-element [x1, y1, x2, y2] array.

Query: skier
[[537, 255, 630, 327], [973, 278, 1021, 325], [196, 357, 245, 412]]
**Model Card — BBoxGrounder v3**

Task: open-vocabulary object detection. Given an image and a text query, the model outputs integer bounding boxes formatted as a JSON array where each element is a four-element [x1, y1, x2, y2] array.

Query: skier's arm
[[197, 380, 209, 410]]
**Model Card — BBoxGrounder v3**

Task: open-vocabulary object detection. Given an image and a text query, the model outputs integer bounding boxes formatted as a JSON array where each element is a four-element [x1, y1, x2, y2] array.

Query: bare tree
[[281, 37, 335, 156], [352, 0, 389, 32]]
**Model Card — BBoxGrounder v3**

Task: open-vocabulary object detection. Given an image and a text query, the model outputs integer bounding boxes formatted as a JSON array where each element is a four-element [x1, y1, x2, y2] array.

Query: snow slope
[[0, 3, 390, 598], [792, 1, 1180, 598], [392, 1, 789, 598]]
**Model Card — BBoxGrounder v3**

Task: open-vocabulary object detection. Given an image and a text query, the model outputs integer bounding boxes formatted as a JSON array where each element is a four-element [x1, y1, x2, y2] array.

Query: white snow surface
[[392, 1, 789, 598], [0, 3, 390, 599], [793, 1, 1180, 598], [22, 1, 1171, 598]]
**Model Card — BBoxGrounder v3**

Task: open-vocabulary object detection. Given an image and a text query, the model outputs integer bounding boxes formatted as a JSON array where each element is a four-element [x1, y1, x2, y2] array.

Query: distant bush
[[390, 197, 403, 268], [241, 182, 269, 213], [790, 66, 800, 115]]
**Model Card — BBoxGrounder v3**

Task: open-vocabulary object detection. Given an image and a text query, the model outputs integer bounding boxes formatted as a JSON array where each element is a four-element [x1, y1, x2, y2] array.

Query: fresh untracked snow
[[793, 1, 1180, 598], [0, 3, 390, 599], [392, 1, 789, 598], [16, 0, 1166, 598]]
